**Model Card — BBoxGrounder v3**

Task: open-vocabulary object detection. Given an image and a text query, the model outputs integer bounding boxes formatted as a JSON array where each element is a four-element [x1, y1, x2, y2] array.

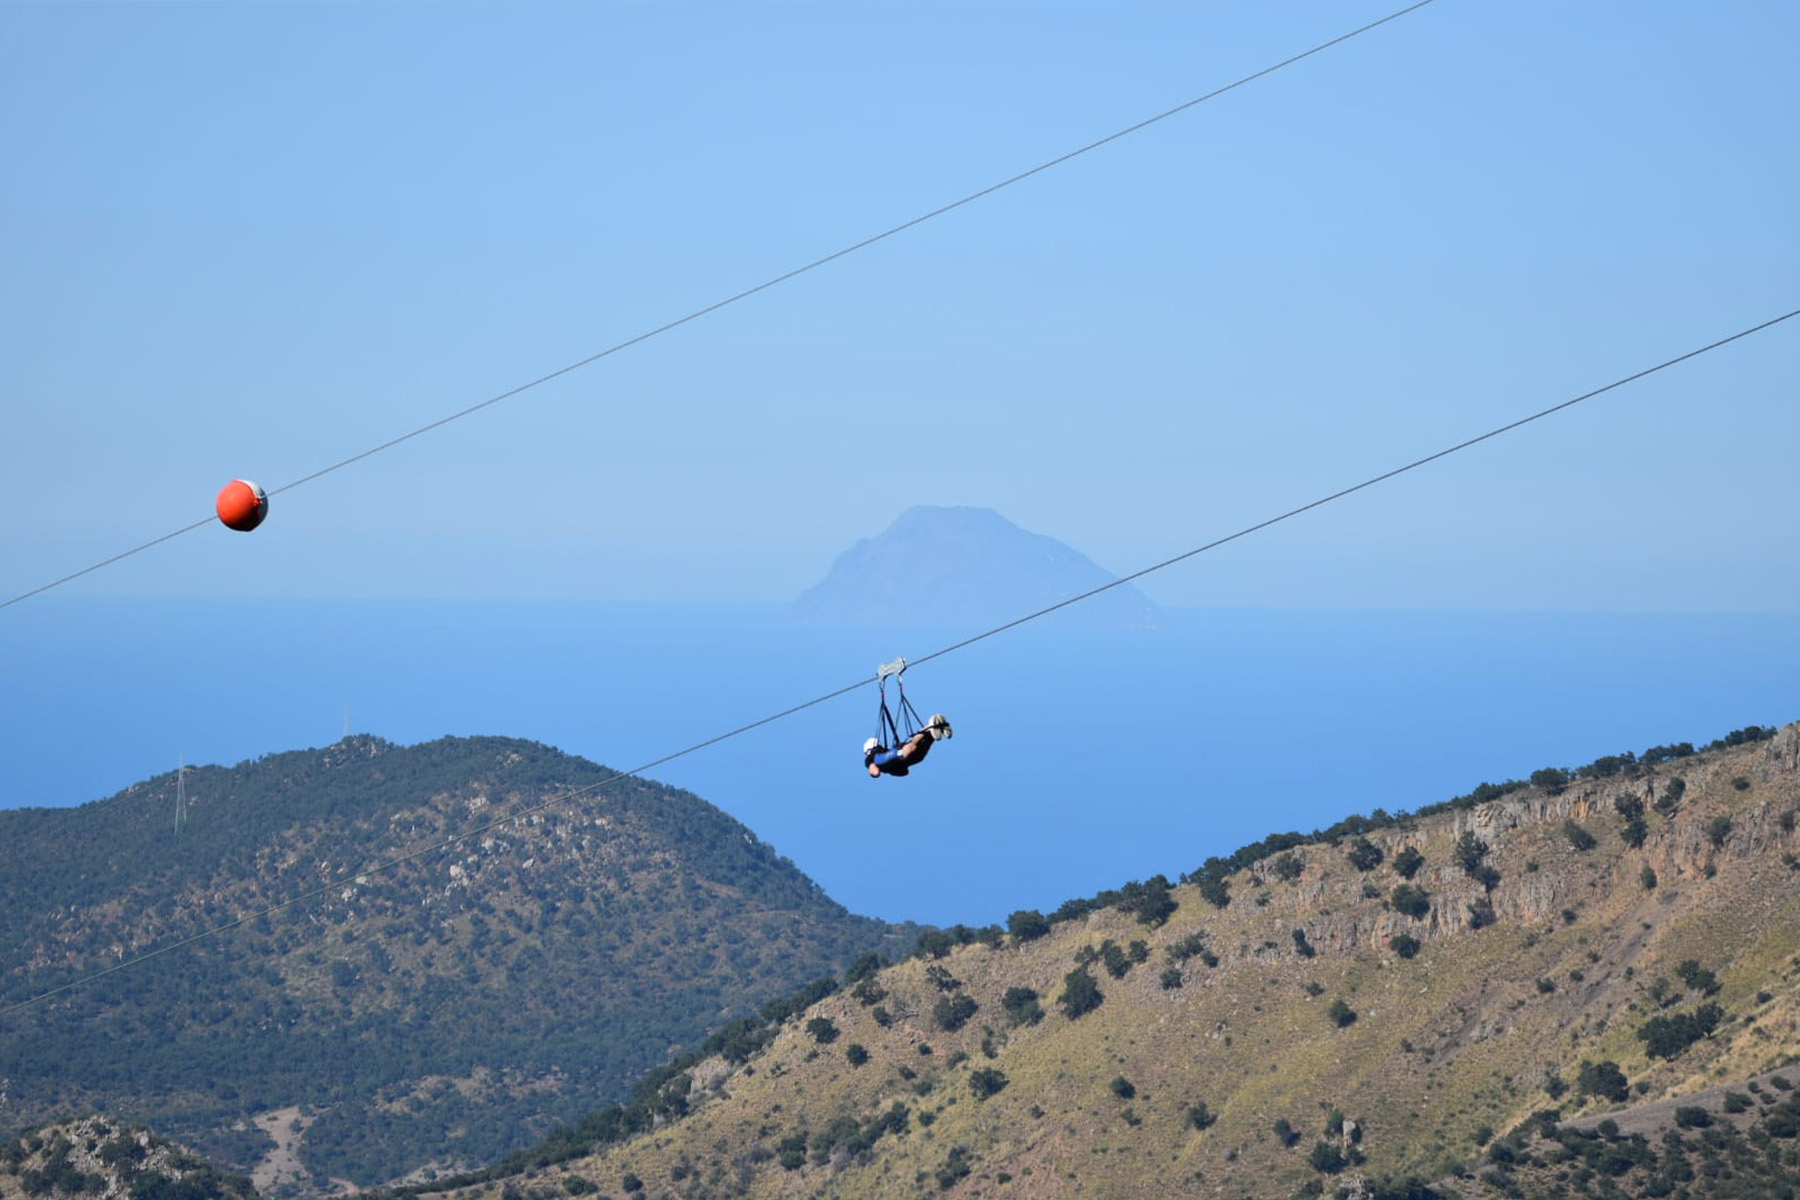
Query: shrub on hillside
[[1640, 864, 1658, 890], [1051, 897, 1100, 924], [935, 1146, 972, 1190], [1454, 832, 1490, 875], [1188, 1101, 1217, 1131], [1392, 846, 1425, 880], [1389, 933, 1421, 959], [1711, 726, 1775, 749], [1058, 967, 1103, 1019], [1578, 752, 1638, 780], [845, 951, 886, 984], [1116, 876, 1178, 927], [1563, 820, 1597, 852], [1328, 999, 1357, 1028], [1621, 817, 1649, 849], [1271, 853, 1305, 882], [1577, 1060, 1629, 1103], [933, 994, 978, 1033], [1168, 932, 1214, 965], [1767, 1106, 1800, 1139], [1531, 767, 1572, 794], [1656, 777, 1687, 815], [1310, 1141, 1350, 1173], [1346, 837, 1384, 872], [1006, 910, 1050, 942], [1708, 816, 1733, 848], [1391, 885, 1431, 919], [1675, 959, 1720, 996], [805, 1016, 839, 1045], [914, 929, 956, 959], [1002, 986, 1043, 1026], [1638, 1004, 1723, 1060], [1189, 858, 1232, 908], [969, 1068, 1008, 1100]]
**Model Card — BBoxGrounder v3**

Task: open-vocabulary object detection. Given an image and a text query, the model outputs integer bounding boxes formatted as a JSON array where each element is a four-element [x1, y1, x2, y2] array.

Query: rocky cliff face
[[0, 1116, 257, 1200], [411, 722, 1800, 1200]]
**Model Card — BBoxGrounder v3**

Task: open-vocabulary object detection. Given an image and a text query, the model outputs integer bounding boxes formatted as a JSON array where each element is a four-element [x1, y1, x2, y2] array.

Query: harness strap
[[876, 678, 903, 748], [895, 674, 923, 741]]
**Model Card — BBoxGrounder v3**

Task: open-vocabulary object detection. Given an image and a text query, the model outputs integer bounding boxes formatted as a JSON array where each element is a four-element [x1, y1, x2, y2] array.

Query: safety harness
[[874, 656, 924, 750]]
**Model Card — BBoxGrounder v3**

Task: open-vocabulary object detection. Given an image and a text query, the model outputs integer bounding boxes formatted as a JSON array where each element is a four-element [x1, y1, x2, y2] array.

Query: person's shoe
[[928, 714, 953, 740]]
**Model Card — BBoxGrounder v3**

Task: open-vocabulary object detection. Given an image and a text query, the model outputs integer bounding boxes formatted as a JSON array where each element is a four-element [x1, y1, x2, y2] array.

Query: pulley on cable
[[863, 656, 953, 779]]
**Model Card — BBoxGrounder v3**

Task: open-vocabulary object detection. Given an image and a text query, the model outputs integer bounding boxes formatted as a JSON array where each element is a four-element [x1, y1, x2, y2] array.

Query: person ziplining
[[863, 657, 952, 778]]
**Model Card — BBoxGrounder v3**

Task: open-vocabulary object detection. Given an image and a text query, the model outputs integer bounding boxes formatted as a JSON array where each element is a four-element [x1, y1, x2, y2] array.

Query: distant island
[[793, 505, 1161, 629]]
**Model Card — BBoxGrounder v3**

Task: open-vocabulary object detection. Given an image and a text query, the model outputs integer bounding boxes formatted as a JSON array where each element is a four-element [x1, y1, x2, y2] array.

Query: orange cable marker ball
[[215, 479, 269, 532]]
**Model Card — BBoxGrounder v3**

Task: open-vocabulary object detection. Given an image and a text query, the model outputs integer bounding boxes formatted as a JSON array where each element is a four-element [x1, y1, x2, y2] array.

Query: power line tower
[[175, 758, 188, 835]]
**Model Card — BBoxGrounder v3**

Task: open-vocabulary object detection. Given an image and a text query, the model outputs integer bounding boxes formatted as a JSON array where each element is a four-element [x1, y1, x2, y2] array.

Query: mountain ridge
[[405, 722, 1800, 1200]]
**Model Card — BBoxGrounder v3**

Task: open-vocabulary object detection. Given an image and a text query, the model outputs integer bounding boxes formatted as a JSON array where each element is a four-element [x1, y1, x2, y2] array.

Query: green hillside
[[412, 723, 1800, 1200], [0, 736, 915, 1191]]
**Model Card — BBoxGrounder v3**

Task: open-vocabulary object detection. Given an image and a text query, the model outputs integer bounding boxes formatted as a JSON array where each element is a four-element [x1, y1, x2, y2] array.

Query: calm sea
[[3, 598, 1795, 926]]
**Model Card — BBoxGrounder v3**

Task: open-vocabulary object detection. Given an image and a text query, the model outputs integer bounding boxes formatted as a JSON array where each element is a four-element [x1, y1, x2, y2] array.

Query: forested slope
[[0, 736, 915, 1190]]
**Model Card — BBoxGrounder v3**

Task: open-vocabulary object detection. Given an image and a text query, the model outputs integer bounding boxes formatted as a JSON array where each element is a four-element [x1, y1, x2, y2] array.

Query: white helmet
[[863, 737, 880, 754]]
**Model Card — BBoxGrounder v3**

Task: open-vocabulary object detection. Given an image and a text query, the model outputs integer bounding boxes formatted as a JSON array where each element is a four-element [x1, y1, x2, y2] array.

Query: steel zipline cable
[[0, 0, 1437, 613], [2, 305, 1794, 1020]]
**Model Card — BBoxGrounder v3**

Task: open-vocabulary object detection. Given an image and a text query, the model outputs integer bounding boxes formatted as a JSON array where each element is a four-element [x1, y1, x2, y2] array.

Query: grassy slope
[[435, 725, 1800, 1200]]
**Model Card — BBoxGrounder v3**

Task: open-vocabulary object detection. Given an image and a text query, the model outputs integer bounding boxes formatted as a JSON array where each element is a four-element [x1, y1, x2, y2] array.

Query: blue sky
[[3, 0, 1795, 612]]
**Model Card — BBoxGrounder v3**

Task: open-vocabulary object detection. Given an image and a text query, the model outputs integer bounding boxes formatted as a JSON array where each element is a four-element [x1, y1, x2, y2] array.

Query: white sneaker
[[928, 714, 953, 740]]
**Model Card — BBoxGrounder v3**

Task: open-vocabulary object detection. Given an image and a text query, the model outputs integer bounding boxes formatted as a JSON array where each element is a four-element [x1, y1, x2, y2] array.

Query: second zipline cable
[[5, 302, 1793, 1018]]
